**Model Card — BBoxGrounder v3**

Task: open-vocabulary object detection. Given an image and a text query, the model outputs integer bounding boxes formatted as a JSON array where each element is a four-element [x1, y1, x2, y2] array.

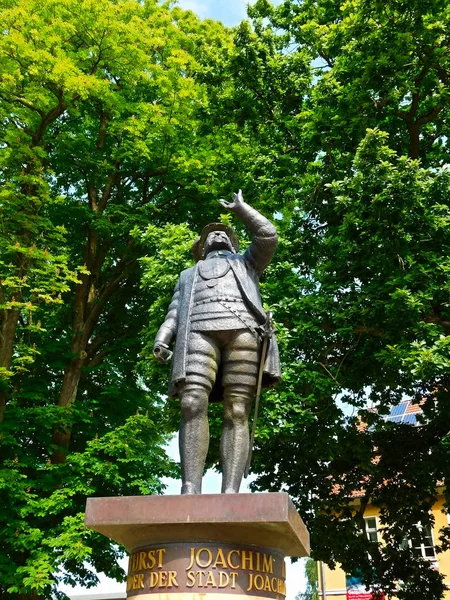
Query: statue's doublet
[[190, 250, 258, 332]]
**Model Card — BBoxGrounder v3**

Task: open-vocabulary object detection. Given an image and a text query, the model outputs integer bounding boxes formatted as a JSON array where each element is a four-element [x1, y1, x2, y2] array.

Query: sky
[[175, 0, 283, 27], [176, 0, 253, 27], [60, 1, 308, 597]]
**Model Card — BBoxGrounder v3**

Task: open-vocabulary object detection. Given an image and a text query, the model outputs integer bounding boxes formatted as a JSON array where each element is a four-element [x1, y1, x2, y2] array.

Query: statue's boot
[[179, 383, 210, 495], [181, 482, 201, 495], [220, 384, 254, 494]]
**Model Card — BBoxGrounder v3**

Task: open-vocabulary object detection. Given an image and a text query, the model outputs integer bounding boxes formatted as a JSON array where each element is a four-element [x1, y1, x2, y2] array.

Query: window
[[364, 517, 379, 542], [409, 523, 436, 559]]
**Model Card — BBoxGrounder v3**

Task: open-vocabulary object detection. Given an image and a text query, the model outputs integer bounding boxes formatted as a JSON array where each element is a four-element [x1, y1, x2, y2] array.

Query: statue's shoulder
[[227, 252, 245, 264], [229, 252, 258, 280], [179, 264, 197, 282], [229, 252, 251, 271]]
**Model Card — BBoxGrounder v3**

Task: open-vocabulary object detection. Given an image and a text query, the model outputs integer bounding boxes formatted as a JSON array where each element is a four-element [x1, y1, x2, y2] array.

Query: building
[[317, 400, 450, 599]]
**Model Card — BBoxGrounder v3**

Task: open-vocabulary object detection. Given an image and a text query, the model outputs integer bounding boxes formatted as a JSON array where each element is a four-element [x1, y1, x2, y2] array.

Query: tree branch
[[97, 160, 120, 213], [0, 93, 45, 117], [417, 104, 444, 126]]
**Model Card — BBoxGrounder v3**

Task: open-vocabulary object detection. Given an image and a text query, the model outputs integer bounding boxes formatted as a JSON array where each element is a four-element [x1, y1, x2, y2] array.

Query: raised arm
[[219, 190, 278, 276], [153, 280, 180, 363]]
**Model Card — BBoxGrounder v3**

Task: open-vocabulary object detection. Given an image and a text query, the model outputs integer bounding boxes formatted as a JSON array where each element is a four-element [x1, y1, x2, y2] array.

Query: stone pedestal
[[85, 492, 309, 600]]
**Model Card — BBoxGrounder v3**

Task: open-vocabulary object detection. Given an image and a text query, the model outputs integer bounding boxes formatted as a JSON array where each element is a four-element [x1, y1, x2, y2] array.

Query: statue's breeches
[[184, 329, 261, 395]]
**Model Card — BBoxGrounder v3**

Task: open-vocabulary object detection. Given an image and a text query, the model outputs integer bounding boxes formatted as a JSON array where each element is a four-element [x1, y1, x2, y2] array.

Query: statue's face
[[203, 230, 234, 256]]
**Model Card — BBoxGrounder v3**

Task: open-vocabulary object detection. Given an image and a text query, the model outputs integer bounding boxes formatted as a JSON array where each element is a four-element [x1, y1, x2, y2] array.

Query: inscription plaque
[[126, 542, 286, 598]]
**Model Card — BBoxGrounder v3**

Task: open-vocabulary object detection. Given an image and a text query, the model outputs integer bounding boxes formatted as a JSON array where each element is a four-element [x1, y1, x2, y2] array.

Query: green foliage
[[1, 415, 174, 596], [2, 0, 450, 598], [296, 558, 318, 600], [235, 2, 450, 598], [0, 0, 233, 596]]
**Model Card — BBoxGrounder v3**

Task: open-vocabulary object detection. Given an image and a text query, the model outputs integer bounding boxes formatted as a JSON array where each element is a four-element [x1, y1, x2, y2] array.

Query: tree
[[296, 558, 318, 600], [0, 0, 236, 597], [251, 130, 450, 598], [254, 0, 450, 164]]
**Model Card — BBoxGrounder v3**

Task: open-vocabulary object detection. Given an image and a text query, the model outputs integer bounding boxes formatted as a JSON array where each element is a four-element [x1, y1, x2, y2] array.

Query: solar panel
[[390, 402, 408, 417], [386, 415, 403, 423], [384, 401, 422, 426], [403, 414, 418, 425]]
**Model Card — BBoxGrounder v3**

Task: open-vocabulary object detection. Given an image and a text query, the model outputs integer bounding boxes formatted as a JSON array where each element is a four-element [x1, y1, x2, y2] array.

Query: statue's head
[[192, 223, 239, 262]]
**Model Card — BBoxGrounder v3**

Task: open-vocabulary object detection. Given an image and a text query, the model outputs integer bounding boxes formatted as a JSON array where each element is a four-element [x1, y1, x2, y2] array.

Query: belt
[[217, 299, 262, 338], [193, 296, 243, 306], [192, 298, 264, 338]]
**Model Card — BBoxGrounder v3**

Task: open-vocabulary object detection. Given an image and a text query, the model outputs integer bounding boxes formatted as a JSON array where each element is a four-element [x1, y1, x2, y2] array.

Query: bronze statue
[[153, 191, 280, 494]]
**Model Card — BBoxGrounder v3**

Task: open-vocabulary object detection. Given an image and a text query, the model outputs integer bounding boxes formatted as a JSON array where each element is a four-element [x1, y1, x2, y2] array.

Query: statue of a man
[[153, 191, 280, 494]]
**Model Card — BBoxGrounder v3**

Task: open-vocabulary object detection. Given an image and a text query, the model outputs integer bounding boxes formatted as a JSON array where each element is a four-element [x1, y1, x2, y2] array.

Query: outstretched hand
[[219, 189, 245, 211]]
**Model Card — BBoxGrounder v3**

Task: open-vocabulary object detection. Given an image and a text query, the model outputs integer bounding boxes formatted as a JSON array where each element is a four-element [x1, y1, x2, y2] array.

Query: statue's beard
[[203, 237, 234, 256]]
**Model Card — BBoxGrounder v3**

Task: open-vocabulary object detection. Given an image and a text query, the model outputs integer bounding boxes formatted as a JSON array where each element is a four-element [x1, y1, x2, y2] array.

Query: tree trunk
[[50, 354, 85, 464], [19, 592, 42, 600], [49, 114, 130, 464], [0, 308, 20, 424], [50, 231, 129, 463], [408, 121, 420, 160]]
